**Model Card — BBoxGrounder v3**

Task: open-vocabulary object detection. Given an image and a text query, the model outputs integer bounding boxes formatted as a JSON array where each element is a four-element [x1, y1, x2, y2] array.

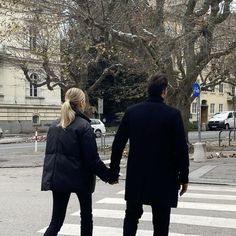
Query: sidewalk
[[0, 136, 236, 185]]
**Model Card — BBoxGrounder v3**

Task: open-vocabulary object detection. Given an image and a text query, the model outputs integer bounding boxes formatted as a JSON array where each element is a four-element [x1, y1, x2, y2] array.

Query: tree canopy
[[0, 0, 235, 127]]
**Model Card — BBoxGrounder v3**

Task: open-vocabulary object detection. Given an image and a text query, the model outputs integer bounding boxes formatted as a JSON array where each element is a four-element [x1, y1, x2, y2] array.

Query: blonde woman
[[41, 88, 117, 236]]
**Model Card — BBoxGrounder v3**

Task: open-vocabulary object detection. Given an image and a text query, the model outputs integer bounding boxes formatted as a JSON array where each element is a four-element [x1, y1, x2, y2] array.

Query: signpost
[[234, 87, 236, 140], [98, 98, 103, 120], [192, 82, 206, 162], [192, 82, 201, 142]]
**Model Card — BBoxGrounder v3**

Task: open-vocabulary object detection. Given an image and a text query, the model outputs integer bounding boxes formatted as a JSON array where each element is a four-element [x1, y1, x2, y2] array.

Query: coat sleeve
[[173, 110, 189, 183], [80, 123, 110, 182], [110, 111, 129, 175]]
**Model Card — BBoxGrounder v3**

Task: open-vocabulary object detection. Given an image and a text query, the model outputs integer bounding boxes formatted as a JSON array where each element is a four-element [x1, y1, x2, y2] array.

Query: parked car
[[208, 111, 236, 130], [90, 119, 106, 137]]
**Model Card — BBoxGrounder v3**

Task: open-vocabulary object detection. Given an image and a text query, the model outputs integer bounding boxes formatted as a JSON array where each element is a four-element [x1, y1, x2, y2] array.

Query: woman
[[41, 88, 115, 236]]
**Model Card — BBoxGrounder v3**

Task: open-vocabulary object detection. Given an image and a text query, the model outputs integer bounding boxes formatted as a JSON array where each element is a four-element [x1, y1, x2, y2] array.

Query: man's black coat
[[110, 97, 189, 207]]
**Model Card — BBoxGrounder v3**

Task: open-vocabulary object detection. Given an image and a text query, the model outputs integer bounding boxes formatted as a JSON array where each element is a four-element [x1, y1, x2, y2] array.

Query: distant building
[[190, 82, 235, 129], [0, 46, 61, 134], [0, 3, 63, 134]]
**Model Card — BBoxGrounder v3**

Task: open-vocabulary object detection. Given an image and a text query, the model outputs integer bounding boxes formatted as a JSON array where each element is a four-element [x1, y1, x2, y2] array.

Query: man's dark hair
[[147, 73, 168, 98]]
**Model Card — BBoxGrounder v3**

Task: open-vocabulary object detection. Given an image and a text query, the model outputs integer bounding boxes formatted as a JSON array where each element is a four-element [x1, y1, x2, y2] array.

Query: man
[[109, 73, 189, 236]]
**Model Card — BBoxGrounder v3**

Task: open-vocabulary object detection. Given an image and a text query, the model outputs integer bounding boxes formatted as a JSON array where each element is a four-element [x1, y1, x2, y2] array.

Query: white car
[[90, 119, 106, 137], [208, 111, 236, 130]]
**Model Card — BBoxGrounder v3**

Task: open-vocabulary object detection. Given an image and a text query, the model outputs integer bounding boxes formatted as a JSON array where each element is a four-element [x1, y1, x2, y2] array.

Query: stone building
[[0, 46, 61, 134], [0, 3, 62, 134]]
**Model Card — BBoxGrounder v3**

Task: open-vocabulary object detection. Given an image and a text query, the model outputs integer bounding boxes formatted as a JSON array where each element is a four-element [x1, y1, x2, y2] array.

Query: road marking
[[116, 182, 236, 196], [37, 224, 200, 236], [118, 191, 236, 201], [188, 185, 236, 192], [182, 192, 236, 201], [73, 209, 236, 229], [189, 165, 216, 178], [38, 184, 236, 235], [95, 197, 236, 212]]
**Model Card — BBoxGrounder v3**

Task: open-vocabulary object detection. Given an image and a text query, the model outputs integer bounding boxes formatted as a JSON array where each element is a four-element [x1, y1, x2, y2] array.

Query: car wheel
[[95, 130, 102, 138], [225, 124, 230, 130]]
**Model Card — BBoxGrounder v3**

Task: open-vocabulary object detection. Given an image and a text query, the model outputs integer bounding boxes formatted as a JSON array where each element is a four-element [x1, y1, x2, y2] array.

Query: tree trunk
[[166, 90, 192, 143]]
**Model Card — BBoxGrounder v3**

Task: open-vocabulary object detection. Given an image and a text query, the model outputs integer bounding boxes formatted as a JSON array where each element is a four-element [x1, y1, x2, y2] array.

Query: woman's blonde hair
[[58, 87, 85, 128]]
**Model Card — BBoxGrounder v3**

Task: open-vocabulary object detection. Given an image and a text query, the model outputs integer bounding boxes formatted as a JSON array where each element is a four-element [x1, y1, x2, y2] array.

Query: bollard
[[193, 142, 206, 162], [35, 127, 38, 152]]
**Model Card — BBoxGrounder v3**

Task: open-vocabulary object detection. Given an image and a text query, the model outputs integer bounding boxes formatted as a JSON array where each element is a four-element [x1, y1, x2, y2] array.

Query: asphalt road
[[1, 167, 236, 236], [1, 131, 236, 235], [0, 131, 229, 153]]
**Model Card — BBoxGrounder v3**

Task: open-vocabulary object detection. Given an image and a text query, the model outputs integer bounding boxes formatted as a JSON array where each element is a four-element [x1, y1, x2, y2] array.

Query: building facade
[[0, 49, 61, 134], [190, 82, 235, 129], [0, 3, 62, 134]]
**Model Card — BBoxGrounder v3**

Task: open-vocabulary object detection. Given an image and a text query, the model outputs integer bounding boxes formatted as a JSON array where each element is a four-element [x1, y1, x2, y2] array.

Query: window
[[219, 104, 223, 113], [29, 26, 37, 51], [30, 73, 38, 97], [0, 84, 3, 95], [210, 104, 215, 114], [191, 102, 197, 114], [219, 84, 224, 93], [32, 115, 39, 124], [232, 86, 236, 96], [228, 113, 233, 118]]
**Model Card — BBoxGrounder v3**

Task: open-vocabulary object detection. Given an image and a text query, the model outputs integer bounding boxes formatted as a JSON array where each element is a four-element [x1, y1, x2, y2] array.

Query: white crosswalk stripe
[[96, 197, 236, 212], [37, 224, 199, 236], [38, 184, 236, 235]]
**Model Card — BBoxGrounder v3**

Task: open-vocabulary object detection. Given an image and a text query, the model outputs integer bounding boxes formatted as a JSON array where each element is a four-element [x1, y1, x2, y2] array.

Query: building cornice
[[0, 104, 61, 109]]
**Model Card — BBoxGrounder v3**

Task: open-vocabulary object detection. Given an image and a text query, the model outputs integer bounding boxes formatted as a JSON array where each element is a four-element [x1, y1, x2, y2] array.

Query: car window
[[90, 119, 101, 125], [228, 113, 233, 118], [213, 113, 227, 119]]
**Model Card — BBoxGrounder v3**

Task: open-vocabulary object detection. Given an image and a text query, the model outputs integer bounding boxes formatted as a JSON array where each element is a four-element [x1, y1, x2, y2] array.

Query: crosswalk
[[38, 184, 236, 236]]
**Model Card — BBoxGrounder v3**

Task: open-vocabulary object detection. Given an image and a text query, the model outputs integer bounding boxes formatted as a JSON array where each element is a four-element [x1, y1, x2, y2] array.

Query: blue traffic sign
[[192, 82, 201, 97]]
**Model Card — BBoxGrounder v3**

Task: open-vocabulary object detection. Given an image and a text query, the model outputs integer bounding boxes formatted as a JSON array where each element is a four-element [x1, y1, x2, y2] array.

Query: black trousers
[[123, 201, 171, 236], [44, 191, 93, 236]]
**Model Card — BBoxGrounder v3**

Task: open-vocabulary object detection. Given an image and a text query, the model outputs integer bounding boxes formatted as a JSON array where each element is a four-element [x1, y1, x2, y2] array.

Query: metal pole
[[35, 127, 38, 152], [234, 95, 236, 140], [103, 134, 106, 155], [197, 96, 201, 142]]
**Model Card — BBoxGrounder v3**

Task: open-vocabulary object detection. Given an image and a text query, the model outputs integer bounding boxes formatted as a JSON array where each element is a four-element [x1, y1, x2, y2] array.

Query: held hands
[[105, 168, 119, 185], [179, 182, 188, 196]]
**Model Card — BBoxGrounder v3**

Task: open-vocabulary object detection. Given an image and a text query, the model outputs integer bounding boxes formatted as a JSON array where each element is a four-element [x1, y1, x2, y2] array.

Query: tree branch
[[194, 0, 212, 17], [197, 42, 236, 83], [87, 63, 122, 94], [155, 0, 165, 33]]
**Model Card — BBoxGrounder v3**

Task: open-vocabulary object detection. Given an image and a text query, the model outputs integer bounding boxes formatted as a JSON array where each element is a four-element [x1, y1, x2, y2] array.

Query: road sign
[[192, 82, 201, 97], [98, 98, 103, 114]]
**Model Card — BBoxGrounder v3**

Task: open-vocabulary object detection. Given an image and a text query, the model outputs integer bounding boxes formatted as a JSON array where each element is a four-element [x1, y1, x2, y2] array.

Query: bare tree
[[1, 0, 236, 129]]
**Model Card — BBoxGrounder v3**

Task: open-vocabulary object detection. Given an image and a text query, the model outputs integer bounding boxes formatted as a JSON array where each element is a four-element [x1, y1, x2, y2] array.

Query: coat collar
[[75, 111, 91, 122], [147, 96, 164, 103]]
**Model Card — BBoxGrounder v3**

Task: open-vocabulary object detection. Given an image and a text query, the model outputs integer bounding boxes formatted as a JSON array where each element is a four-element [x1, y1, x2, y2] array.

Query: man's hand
[[105, 168, 119, 185], [108, 179, 119, 185], [179, 182, 188, 196]]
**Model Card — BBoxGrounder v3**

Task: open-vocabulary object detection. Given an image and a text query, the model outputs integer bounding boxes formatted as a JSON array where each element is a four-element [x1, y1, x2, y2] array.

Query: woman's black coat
[[41, 112, 108, 193], [110, 97, 189, 207]]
